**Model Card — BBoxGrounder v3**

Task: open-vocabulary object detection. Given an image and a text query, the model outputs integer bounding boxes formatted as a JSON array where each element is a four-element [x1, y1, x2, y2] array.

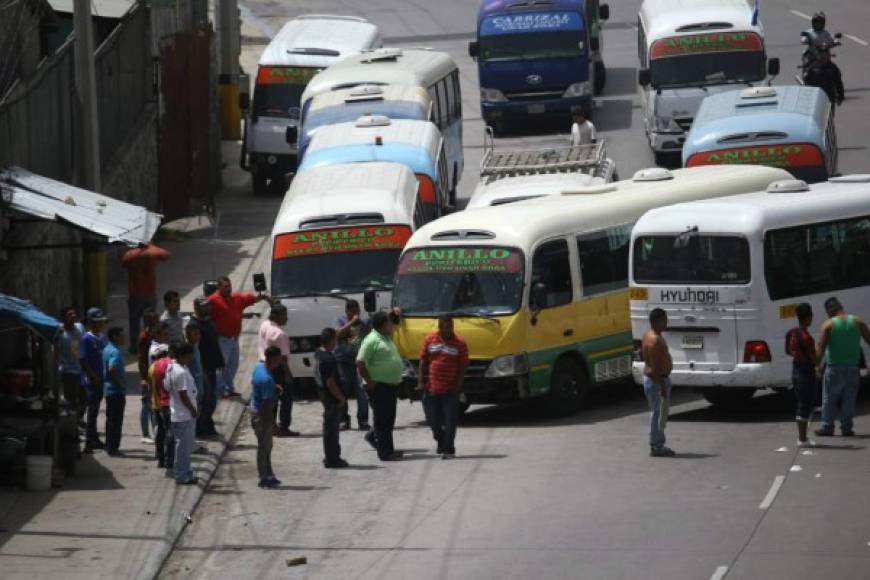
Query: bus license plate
[[682, 336, 704, 350], [527, 104, 546, 114]]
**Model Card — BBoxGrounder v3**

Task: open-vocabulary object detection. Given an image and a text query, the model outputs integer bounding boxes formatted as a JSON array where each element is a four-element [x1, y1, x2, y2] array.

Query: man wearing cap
[[209, 276, 271, 398], [191, 297, 224, 437], [257, 303, 298, 437], [80, 307, 109, 453]]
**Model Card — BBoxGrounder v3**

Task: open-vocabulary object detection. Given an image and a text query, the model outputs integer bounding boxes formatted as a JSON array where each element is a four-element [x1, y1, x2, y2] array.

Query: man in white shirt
[[570, 106, 596, 146], [166, 342, 198, 484]]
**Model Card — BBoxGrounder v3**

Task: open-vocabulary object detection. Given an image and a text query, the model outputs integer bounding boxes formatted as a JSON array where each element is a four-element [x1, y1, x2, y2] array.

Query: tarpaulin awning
[[0, 293, 61, 342], [0, 166, 162, 247]]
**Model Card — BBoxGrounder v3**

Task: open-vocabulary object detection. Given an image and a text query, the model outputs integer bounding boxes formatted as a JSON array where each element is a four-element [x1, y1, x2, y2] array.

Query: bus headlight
[[562, 81, 591, 98], [480, 87, 508, 103], [485, 353, 529, 378]]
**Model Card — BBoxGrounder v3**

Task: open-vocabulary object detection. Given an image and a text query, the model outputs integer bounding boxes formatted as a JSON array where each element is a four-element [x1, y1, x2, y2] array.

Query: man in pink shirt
[[258, 304, 298, 436]]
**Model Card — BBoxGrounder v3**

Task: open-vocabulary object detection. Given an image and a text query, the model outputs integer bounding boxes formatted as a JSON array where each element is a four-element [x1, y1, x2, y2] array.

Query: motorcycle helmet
[[811, 11, 826, 31]]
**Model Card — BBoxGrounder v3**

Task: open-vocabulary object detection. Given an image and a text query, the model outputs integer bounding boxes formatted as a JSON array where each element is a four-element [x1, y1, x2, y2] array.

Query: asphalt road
[[160, 1, 870, 578]]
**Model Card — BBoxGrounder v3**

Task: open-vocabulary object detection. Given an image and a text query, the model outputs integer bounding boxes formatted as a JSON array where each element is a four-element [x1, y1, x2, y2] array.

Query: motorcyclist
[[804, 46, 845, 107], [802, 12, 836, 67]]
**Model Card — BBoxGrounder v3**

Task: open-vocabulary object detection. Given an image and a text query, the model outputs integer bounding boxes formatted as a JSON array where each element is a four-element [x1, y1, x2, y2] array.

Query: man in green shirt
[[815, 297, 870, 437], [356, 311, 403, 461]]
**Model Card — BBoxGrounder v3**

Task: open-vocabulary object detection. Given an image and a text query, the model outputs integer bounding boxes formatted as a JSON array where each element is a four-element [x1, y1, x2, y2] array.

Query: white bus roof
[[272, 162, 419, 235], [639, 0, 761, 44], [308, 85, 431, 114], [258, 15, 380, 68], [306, 118, 442, 158], [634, 176, 870, 236], [406, 165, 791, 251], [466, 172, 606, 209], [300, 48, 457, 108]]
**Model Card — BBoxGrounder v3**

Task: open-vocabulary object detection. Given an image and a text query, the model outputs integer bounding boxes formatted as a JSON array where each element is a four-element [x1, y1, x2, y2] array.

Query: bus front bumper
[[403, 359, 531, 404], [482, 94, 592, 124], [632, 363, 788, 389]]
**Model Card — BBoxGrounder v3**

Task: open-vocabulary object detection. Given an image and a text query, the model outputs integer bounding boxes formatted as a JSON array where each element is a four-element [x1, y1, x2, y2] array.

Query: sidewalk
[[0, 142, 282, 580]]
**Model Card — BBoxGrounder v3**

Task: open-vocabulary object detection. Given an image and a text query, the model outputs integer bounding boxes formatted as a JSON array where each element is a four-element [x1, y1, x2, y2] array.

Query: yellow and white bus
[[392, 165, 791, 413]]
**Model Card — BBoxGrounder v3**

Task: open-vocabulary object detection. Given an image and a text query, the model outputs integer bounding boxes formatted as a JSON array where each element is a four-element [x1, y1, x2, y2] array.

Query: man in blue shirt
[[102, 327, 128, 456], [80, 307, 109, 453], [250, 346, 283, 488], [334, 299, 370, 431]]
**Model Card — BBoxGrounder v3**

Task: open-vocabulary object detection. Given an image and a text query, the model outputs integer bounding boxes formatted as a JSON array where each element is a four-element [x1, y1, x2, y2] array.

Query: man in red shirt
[[786, 303, 818, 447], [120, 242, 170, 353], [209, 275, 271, 398], [418, 314, 469, 459]]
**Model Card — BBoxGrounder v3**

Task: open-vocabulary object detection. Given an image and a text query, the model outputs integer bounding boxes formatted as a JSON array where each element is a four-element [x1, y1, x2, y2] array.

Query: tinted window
[[531, 239, 573, 308], [577, 224, 631, 296], [428, 86, 443, 129], [765, 215, 870, 300], [633, 235, 751, 285]]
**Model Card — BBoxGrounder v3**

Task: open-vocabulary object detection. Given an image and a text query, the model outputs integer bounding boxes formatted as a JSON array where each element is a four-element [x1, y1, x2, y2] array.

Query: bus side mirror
[[767, 58, 780, 77], [599, 3, 610, 20], [363, 288, 377, 314], [203, 280, 218, 297], [285, 126, 298, 145], [530, 282, 547, 324], [239, 93, 250, 111], [590, 37, 600, 52], [835, 32, 843, 40], [468, 41, 480, 58], [638, 68, 651, 87]]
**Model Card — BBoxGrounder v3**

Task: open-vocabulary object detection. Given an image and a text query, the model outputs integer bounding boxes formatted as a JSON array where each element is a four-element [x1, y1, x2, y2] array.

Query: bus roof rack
[[479, 140, 608, 182]]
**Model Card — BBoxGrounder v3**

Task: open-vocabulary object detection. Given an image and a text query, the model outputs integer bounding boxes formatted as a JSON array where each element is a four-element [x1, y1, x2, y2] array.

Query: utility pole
[[217, 0, 241, 139], [73, 0, 101, 191], [73, 0, 105, 308]]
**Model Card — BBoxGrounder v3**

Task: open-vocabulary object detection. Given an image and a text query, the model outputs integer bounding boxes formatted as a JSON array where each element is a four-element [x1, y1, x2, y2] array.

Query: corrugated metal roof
[[0, 166, 162, 246], [47, 0, 134, 19]]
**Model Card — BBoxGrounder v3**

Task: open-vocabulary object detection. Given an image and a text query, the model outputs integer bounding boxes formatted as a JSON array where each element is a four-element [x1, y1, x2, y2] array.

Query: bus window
[[577, 224, 631, 296], [428, 86, 443, 129], [438, 79, 451, 126], [531, 239, 573, 308], [633, 235, 751, 285], [451, 69, 462, 120], [764, 215, 870, 300]]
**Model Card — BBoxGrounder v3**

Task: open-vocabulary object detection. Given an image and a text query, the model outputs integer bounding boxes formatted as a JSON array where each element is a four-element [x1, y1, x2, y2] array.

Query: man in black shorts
[[786, 303, 818, 447]]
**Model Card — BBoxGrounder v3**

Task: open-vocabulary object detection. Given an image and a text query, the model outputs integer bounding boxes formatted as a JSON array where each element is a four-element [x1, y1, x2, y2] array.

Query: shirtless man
[[642, 308, 674, 457]]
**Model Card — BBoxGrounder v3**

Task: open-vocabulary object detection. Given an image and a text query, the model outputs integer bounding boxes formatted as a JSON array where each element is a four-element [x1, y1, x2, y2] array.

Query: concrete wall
[[102, 105, 159, 209]]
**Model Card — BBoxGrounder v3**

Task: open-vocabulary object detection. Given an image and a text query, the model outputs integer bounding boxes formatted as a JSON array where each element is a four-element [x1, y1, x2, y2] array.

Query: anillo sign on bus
[[273, 226, 412, 258], [651, 32, 763, 59]]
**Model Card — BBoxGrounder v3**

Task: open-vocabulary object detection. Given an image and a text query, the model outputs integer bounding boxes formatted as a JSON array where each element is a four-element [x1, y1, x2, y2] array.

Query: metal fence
[[0, 3, 151, 182]]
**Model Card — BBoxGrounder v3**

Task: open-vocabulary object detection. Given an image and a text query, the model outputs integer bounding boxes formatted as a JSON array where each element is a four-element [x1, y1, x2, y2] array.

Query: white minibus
[[241, 15, 381, 195], [270, 162, 430, 384], [299, 48, 464, 203], [637, 0, 780, 165], [629, 176, 870, 407]]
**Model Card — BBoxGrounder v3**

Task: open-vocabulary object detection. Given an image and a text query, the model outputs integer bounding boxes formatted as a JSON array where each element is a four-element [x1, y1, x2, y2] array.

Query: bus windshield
[[306, 101, 428, 133], [633, 235, 751, 285], [394, 246, 524, 316], [479, 11, 584, 61], [254, 66, 322, 118], [271, 226, 411, 297], [649, 32, 765, 88]]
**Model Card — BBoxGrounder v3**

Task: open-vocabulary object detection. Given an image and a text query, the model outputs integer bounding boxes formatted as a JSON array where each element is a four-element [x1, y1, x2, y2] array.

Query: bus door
[[632, 234, 750, 373]]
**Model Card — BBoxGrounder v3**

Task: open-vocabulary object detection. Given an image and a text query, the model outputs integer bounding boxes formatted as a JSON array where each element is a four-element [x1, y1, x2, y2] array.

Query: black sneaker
[[324, 458, 349, 468], [650, 446, 676, 457], [276, 429, 300, 437], [258, 478, 278, 488], [364, 431, 377, 450], [380, 450, 404, 461], [91, 440, 106, 450], [436, 446, 444, 454], [177, 477, 198, 486], [841, 429, 856, 437], [814, 428, 834, 437], [441, 452, 455, 460]]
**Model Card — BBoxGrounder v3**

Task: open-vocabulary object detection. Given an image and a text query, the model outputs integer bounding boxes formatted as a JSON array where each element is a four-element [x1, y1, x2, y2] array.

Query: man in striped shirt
[[418, 314, 469, 459]]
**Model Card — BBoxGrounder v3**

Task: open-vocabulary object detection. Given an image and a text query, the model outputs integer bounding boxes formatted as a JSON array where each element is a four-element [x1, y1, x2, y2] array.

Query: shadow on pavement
[[669, 452, 719, 460]]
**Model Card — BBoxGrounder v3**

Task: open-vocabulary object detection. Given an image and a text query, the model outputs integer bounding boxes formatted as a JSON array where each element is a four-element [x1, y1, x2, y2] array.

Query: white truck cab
[[241, 15, 381, 195], [636, 0, 780, 165]]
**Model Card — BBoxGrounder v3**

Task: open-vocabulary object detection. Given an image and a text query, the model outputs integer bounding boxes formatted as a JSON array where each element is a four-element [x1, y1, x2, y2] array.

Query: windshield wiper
[[453, 310, 501, 324], [272, 291, 353, 302]]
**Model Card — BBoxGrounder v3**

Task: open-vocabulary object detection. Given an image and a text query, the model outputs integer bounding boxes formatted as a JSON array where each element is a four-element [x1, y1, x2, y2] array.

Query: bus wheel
[[594, 62, 606, 95], [702, 388, 756, 409], [545, 359, 586, 416]]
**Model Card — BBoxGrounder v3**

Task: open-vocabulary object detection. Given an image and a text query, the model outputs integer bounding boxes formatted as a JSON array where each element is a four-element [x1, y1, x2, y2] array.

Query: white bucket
[[26, 455, 53, 491]]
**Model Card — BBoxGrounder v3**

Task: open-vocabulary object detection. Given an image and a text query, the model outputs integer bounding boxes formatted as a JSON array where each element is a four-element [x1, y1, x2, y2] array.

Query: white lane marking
[[711, 565, 729, 580], [759, 475, 786, 509], [847, 34, 869, 47], [789, 465, 803, 472], [791, 9, 811, 20]]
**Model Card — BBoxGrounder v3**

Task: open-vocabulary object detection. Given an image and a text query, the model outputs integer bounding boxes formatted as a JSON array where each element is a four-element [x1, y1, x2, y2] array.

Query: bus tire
[[545, 358, 587, 416], [702, 388, 756, 409], [594, 62, 606, 95]]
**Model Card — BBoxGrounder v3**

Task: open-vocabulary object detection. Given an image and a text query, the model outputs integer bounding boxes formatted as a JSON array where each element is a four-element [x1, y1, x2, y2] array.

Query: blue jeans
[[338, 362, 369, 425], [422, 391, 460, 454], [172, 419, 195, 482], [643, 377, 671, 450], [820, 365, 860, 432], [217, 336, 239, 394]]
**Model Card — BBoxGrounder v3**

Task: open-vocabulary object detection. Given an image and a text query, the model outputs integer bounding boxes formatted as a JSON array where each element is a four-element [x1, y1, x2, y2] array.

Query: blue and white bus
[[469, 0, 609, 130], [297, 85, 432, 163]]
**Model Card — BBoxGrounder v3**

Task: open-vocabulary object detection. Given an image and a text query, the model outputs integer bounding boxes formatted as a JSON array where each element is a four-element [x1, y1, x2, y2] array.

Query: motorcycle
[[796, 30, 842, 84]]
